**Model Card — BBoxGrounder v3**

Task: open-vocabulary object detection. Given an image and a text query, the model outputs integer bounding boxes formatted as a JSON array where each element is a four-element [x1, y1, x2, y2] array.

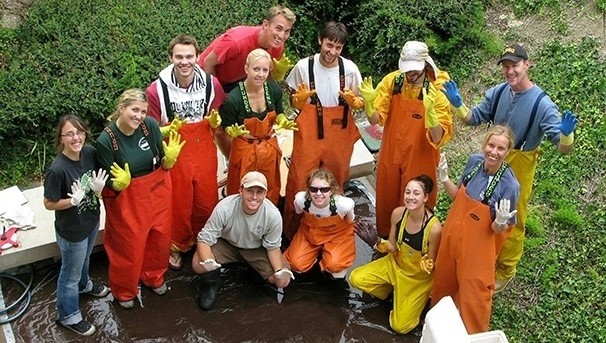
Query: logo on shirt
[[139, 137, 150, 151]]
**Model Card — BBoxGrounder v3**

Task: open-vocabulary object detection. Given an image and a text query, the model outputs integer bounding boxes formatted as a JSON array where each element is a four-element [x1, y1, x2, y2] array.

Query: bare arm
[[203, 52, 220, 76], [43, 197, 74, 211], [426, 220, 443, 260], [191, 241, 215, 274], [386, 207, 405, 253], [442, 178, 460, 201]]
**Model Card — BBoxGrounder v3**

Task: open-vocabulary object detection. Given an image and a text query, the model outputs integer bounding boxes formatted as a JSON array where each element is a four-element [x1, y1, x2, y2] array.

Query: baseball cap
[[497, 43, 528, 65], [240, 171, 268, 190], [398, 41, 439, 77]]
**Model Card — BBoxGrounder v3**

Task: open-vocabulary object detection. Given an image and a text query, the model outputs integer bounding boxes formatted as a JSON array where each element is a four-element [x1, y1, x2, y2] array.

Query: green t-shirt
[[220, 80, 284, 127], [96, 117, 164, 188]]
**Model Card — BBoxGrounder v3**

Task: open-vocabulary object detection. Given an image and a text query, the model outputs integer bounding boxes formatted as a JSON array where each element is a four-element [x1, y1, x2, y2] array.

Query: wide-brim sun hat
[[398, 41, 439, 77]]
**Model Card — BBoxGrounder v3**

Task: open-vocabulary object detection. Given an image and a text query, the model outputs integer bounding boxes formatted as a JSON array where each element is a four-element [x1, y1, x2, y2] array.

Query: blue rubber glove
[[558, 110, 578, 136], [441, 80, 463, 108]]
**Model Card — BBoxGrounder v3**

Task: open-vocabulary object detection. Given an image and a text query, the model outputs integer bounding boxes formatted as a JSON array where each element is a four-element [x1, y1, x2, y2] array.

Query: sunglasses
[[309, 186, 331, 193]]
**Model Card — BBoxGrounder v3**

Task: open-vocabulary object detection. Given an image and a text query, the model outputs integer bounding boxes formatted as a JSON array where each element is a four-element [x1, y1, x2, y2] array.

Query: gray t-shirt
[[197, 194, 282, 250]]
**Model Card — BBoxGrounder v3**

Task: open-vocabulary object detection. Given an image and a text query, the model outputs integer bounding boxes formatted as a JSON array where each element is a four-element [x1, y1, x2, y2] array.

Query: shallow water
[[2, 182, 422, 342]]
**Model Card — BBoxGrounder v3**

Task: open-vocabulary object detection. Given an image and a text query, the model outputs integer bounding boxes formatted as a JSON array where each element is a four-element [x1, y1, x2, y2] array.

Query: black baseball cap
[[497, 43, 528, 65]]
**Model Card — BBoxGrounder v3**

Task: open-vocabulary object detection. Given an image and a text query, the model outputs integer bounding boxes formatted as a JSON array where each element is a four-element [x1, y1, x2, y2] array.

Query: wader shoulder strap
[[303, 195, 337, 216], [159, 78, 174, 121], [489, 83, 508, 124], [308, 56, 324, 139], [337, 57, 349, 129], [204, 73, 212, 115], [515, 92, 546, 150]]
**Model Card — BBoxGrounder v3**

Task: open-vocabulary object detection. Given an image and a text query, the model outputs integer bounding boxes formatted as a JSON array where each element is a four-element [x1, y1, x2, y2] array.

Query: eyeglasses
[[61, 130, 86, 138], [309, 186, 331, 193]]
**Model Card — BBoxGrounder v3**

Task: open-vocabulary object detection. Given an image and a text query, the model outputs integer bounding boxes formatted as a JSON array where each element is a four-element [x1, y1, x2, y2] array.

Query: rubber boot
[[197, 269, 221, 311]]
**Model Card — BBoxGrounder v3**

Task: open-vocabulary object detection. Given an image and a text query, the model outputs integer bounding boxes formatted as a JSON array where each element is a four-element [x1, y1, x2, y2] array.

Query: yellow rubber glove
[[359, 76, 378, 118], [271, 55, 293, 82], [291, 83, 316, 110], [225, 124, 250, 138], [204, 109, 222, 129], [275, 113, 298, 131], [162, 131, 186, 169], [160, 116, 189, 138], [110, 162, 131, 191], [422, 83, 440, 128], [419, 254, 434, 274], [338, 88, 364, 110]]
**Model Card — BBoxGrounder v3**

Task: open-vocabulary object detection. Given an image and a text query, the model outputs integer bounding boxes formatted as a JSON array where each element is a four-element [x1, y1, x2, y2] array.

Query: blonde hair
[[107, 88, 147, 122], [266, 5, 296, 24], [246, 48, 272, 69], [482, 124, 516, 150], [305, 168, 340, 197]]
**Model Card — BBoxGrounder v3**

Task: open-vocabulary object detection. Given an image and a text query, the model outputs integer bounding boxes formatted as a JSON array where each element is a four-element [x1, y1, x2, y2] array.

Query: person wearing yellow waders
[[431, 125, 520, 334], [97, 89, 185, 309], [283, 22, 364, 240], [441, 43, 578, 292], [220, 49, 297, 205], [146, 34, 226, 271], [349, 174, 442, 334], [362, 41, 453, 238], [284, 168, 356, 280]]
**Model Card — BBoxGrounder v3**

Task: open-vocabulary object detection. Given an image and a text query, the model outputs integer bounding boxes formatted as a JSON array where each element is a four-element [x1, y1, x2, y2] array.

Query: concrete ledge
[[0, 187, 106, 272]]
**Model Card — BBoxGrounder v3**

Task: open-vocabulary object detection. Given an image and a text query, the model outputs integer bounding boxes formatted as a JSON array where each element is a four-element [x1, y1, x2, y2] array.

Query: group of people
[[42, 3, 578, 338]]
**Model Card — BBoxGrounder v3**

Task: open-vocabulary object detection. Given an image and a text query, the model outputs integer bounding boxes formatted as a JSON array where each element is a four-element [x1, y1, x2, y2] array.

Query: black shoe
[[59, 319, 96, 336], [197, 269, 221, 311], [86, 282, 110, 297]]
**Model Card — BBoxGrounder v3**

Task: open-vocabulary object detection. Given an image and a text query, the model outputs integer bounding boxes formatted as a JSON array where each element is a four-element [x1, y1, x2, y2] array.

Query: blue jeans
[[55, 223, 99, 325]]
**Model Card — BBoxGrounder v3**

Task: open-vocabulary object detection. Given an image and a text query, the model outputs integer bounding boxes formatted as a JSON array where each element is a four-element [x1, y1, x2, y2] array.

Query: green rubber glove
[[162, 131, 186, 169], [275, 113, 298, 131], [225, 124, 250, 138], [359, 76, 378, 118], [271, 54, 293, 82], [204, 109, 222, 129], [110, 162, 131, 191], [423, 83, 440, 128]]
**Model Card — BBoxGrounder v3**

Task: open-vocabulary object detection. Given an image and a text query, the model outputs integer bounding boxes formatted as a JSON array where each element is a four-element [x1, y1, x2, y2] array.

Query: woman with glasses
[[96, 89, 184, 309], [349, 174, 442, 334], [43, 115, 110, 336], [284, 168, 355, 279]]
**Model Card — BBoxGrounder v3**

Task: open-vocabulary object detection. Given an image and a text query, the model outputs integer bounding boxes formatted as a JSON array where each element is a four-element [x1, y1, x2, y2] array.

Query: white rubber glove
[[437, 153, 449, 182], [274, 268, 295, 280], [68, 181, 85, 206], [199, 258, 222, 272], [494, 199, 518, 226], [90, 168, 108, 194]]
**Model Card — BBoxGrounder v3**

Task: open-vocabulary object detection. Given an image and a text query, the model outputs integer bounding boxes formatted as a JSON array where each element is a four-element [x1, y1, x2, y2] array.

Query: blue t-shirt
[[457, 154, 520, 225], [470, 83, 562, 151]]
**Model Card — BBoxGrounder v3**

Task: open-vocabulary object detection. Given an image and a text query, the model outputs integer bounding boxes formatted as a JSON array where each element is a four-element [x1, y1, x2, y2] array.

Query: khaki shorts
[[211, 238, 288, 280]]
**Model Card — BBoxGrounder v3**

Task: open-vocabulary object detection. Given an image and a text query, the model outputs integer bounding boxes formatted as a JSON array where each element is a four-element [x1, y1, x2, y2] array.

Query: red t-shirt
[[198, 26, 284, 85]]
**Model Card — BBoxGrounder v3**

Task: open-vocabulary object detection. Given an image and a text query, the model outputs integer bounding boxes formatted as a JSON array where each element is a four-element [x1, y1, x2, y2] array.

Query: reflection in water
[[3, 181, 421, 342]]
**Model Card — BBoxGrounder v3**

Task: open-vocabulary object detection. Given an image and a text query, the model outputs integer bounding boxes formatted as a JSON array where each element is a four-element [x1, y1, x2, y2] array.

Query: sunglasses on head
[[309, 186, 331, 193]]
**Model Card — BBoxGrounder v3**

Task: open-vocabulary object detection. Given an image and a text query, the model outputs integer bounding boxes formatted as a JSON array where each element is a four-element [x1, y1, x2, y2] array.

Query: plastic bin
[[469, 330, 509, 343]]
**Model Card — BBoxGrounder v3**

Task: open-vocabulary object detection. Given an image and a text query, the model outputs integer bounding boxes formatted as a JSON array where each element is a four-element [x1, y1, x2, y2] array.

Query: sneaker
[[153, 283, 168, 296], [495, 276, 514, 293], [86, 282, 110, 297], [60, 319, 96, 336], [118, 299, 135, 309]]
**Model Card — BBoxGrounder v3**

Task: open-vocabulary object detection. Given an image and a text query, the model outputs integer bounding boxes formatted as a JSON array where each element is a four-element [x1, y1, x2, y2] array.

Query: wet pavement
[[1, 181, 422, 342]]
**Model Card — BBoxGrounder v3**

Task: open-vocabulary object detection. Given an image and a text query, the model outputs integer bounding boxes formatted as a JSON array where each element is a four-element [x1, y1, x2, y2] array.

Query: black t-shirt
[[43, 145, 101, 242]]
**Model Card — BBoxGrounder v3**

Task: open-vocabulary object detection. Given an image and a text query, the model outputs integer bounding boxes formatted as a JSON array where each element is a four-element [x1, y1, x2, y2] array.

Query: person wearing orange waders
[[431, 125, 520, 334], [441, 43, 578, 291], [220, 49, 297, 205], [283, 22, 364, 240], [362, 41, 453, 238], [97, 89, 185, 309], [284, 168, 355, 279], [349, 174, 442, 334], [146, 34, 226, 270]]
